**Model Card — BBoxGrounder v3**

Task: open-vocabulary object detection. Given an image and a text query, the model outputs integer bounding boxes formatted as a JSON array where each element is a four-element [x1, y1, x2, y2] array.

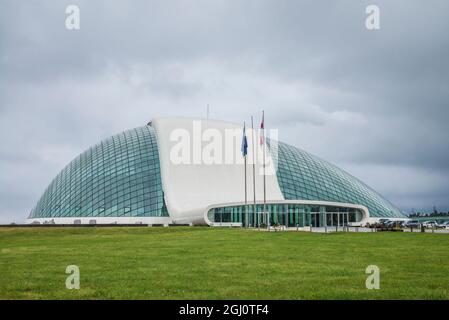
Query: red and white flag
[[259, 111, 265, 145]]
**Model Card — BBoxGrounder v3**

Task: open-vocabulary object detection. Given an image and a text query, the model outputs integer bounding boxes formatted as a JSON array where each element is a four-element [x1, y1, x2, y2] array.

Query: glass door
[[311, 213, 320, 227]]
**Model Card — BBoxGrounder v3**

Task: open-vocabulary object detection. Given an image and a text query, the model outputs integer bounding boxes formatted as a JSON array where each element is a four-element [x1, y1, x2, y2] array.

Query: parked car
[[383, 220, 395, 228], [365, 219, 387, 228], [404, 220, 421, 228], [385, 220, 404, 229], [398, 221, 406, 228], [422, 221, 438, 229], [436, 221, 449, 229], [434, 221, 448, 229], [377, 219, 391, 227], [388, 220, 404, 229]]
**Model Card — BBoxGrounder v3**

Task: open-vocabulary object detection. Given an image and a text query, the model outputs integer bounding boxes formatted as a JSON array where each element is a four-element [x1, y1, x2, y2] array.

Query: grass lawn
[[0, 226, 449, 299]]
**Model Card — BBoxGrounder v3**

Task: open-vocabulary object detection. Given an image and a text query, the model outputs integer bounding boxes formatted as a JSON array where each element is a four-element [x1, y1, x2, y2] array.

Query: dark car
[[382, 220, 402, 229], [390, 220, 405, 229], [404, 220, 421, 228], [377, 219, 391, 227]]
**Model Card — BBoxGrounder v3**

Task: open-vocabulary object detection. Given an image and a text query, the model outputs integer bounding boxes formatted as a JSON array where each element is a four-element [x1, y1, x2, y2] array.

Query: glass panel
[[269, 140, 403, 218], [30, 126, 168, 218]]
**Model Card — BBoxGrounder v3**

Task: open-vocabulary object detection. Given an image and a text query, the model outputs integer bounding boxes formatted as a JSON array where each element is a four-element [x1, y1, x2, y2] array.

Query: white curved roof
[[152, 117, 284, 223]]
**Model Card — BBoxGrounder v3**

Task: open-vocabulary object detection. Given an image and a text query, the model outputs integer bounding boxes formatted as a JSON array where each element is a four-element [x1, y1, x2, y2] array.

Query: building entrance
[[208, 204, 363, 228]]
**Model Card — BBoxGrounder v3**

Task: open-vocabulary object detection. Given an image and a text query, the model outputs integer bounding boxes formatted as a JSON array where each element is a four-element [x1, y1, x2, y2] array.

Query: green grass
[[1, 227, 449, 299]]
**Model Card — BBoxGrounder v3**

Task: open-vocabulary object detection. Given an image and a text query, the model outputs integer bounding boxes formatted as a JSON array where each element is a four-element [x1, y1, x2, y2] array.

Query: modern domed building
[[28, 117, 405, 226]]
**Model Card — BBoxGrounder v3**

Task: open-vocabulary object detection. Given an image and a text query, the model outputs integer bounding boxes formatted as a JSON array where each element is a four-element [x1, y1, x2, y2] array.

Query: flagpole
[[262, 111, 268, 228], [251, 116, 256, 228], [244, 152, 247, 227], [243, 122, 248, 228]]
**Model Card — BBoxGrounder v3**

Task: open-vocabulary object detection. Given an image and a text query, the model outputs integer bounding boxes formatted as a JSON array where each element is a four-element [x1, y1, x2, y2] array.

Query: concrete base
[[26, 217, 173, 225]]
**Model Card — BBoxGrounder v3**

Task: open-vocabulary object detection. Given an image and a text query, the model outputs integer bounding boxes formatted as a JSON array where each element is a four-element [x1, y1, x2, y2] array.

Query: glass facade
[[29, 122, 404, 224], [207, 203, 364, 227], [270, 140, 404, 218], [29, 125, 168, 219]]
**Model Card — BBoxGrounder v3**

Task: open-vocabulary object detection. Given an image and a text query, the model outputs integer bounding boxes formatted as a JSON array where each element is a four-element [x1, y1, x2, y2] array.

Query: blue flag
[[241, 123, 248, 156]]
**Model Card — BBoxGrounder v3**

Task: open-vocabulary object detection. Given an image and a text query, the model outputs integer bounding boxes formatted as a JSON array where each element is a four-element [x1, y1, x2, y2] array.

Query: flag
[[241, 123, 248, 156], [259, 111, 265, 145]]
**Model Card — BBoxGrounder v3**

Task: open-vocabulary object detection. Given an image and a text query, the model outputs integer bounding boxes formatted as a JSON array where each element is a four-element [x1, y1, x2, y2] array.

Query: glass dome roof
[[270, 140, 404, 218], [29, 125, 167, 219]]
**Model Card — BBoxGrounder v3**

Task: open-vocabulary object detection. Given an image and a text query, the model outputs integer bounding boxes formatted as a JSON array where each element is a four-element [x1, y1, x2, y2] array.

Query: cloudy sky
[[1, 0, 448, 223]]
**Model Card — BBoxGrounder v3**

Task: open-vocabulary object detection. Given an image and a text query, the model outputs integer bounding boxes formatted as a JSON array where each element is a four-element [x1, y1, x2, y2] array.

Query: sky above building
[[1, 0, 448, 223]]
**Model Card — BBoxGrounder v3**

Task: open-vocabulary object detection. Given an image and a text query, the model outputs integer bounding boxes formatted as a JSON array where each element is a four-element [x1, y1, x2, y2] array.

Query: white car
[[422, 221, 437, 229], [440, 221, 449, 229]]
